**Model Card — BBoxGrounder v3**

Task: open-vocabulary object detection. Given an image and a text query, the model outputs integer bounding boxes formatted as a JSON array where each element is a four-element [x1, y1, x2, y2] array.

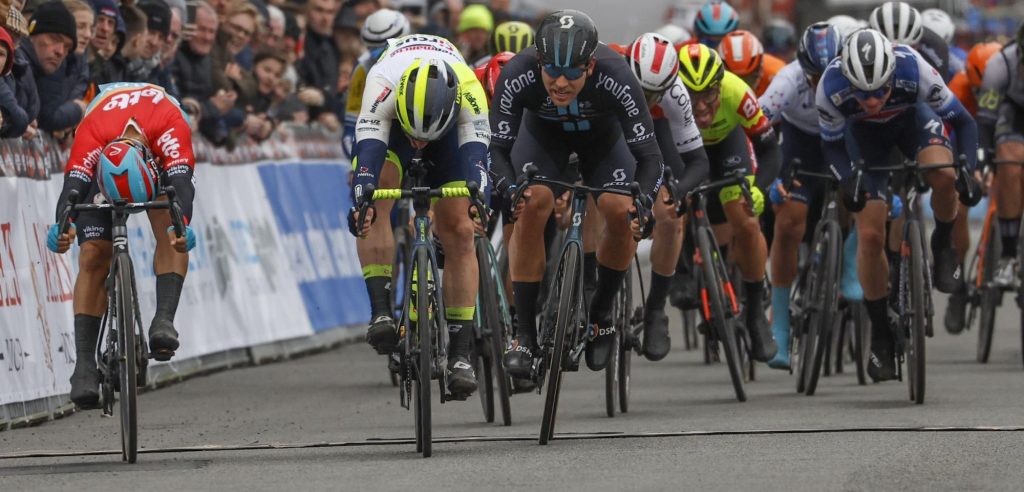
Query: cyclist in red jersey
[[47, 82, 197, 409]]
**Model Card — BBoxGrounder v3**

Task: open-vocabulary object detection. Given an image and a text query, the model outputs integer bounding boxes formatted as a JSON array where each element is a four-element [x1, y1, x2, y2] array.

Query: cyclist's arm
[[153, 116, 197, 223], [54, 122, 102, 223], [816, 76, 853, 179], [976, 51, 1011, 161], [737, 87, 781, 190], [350, 75, 397, 201], [456, 67, 491, 198], [486, 54, 532, 193], [917, 52, 978, 170], [608, 66, 664, 200], [342, 61, 369, 158], [660, 80, 708, 196]]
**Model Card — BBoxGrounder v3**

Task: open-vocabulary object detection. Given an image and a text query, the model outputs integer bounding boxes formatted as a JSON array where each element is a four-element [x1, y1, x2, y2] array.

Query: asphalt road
[[3, 285, 1024, 491]]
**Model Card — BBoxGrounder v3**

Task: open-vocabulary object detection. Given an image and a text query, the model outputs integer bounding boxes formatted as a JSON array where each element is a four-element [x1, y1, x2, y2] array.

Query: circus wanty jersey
[[67, 82, 194, 183], [353, 34, 489, 151], [758, 60, 820, 135], [698, 70, 772, 145], [816, 45, 958, 141]]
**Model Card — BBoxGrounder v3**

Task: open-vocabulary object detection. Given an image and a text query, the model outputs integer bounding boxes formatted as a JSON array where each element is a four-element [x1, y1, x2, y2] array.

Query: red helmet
[[966, 42, 1002, 89], [718, 30, 764, 77], [482, 51, 515, 100], [626, 33, 680, 92]]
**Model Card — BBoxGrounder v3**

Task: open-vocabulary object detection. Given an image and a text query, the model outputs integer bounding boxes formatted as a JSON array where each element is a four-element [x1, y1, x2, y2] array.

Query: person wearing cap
[[85, 0, 120, 68], [151, 5, 182, 97], [33, 0, 91, 134], [456, 3, 491, 65], [135, 0, 172, 75], [0, 26, 31, 138], [172, 0, 238, 145], [17, 0, 77, 137], [115, 4, 154, 81]]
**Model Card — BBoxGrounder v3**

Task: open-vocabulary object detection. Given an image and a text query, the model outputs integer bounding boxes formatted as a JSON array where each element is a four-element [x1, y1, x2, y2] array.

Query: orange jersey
[[948, 71, 977, 116], [752, 53, 785, 97]]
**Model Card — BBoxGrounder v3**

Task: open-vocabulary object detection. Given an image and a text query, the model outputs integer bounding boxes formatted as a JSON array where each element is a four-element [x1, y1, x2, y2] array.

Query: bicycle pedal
[[149, 348, 175, 362], [444, 392, 470, 402]]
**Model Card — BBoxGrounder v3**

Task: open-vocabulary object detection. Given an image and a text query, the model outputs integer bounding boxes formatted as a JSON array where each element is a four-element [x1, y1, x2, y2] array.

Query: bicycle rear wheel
[[848, 302, 870, 385], [696, 228, 745, 402], [114, 253, 138, 463], [604, 329, 619, 418], [977, 217, 1001, 363], [413, 248, 433, 457], [618, 267, 635, 414], [905, 221, 927, 404], [540, 243, 582, 444], [477, 238, 512, 425], [804, 222, 841, 396]]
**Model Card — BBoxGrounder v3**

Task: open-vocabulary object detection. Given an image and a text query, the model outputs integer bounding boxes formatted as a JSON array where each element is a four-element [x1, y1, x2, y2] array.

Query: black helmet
[[535, 9, 599, 68]]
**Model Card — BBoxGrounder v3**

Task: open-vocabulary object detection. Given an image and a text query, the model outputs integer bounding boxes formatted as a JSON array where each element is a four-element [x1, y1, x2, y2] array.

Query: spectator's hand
[[22, 120, 38, 140], [317, 113, 341, 131], [297, 87, 325, 107], [224, 63, 243, 82], [210, 89, 237, 114]]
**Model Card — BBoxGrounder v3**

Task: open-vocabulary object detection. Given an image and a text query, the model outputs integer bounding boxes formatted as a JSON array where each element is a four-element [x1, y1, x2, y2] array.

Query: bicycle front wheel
[[696, 227, 746, 402], [414, 247, 433, 457], [977, 217, 1001, 363], [804, 222, 842, 396], [906, 221, 927, 404], [114, 253, 138, 463], [540, 242, 582, 444]]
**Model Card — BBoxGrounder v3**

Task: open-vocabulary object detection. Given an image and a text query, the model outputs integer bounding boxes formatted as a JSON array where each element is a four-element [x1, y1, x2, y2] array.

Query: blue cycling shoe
[[841, 230, 863, 301], [767, 287, 791, 370]]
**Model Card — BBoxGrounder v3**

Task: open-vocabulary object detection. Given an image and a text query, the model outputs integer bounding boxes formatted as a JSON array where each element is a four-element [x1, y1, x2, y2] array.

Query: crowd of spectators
[[0, 0, 541, 150]]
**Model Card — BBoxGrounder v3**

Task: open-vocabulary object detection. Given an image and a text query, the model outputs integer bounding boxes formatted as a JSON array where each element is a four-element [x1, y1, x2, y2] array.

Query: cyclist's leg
[[145, 202, 191, 355], [993, 101, 1024, 286], [69, 183, 112, 407], [911, 104, 960, 293], [506, 118, 570, 373], [849, 119, 900, 381], [578, 125, 638, 371], [712, 127, 775, 361]]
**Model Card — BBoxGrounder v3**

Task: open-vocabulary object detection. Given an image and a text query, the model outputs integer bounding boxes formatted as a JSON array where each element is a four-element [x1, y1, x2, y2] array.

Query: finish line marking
[[3, 425, 1024, 460]]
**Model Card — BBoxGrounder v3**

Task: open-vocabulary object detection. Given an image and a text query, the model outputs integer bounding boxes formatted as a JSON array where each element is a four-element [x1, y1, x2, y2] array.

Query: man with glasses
[[490, 10, 663, 382], [676, 43, 781, 363], [817, 29, 977, 382]]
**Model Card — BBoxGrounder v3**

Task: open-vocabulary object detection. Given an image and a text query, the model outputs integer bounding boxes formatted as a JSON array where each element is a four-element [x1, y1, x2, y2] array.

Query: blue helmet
[[797, 22, 842, 77], [694, 1, 739, 45], [97, 138, 159, 206]]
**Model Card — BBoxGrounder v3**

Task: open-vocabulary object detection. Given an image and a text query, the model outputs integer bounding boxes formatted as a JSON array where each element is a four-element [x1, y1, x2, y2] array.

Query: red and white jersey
[[66, 82, 194, 184]]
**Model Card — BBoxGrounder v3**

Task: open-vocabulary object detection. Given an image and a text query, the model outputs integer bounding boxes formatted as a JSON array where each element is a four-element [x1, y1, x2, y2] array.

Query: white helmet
[[827, 15, 861, 41], [841, 29, 896, 92], [626, 33, 681, 92], [361, 9, 410, 48], [921, 8, 955, 44], [654, 24, 692, 46], [869, 1, 923, 45]]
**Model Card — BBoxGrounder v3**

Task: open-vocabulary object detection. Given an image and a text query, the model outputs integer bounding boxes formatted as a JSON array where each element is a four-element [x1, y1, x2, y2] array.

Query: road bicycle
[[473, 228, 514, 426], [57, 186, 188, 463], [356, 156, 484, 457], [605, 256, 644, 417], [509, 165, 643, 444]]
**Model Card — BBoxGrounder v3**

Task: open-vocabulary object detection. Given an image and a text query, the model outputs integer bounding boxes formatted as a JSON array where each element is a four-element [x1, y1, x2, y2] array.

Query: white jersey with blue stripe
[[816, 45, 958, 143]]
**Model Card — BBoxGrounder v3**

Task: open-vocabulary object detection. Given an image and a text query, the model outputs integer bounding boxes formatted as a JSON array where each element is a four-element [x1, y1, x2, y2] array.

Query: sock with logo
[[363, 264, 393, 319], [446, 307, 475, 358], [1000, 217, 1021, 259]]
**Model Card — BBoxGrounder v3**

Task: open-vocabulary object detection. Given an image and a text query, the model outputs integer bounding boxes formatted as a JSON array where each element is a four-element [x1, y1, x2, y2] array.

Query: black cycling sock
[[447, 320, 474, 358], [931, 218, 954, 252], [865, 297, 891, 343], [743, 280, 764, 313], [584, 252, 598, 288], [74, 314, 102, 362], [513, 281, 541, 343], [154, 273, 184, 322], [364, 276, 392, 318], [646, 272, 672, 312], [590, 264, 626, 323], [999, 217, 1021, 259]]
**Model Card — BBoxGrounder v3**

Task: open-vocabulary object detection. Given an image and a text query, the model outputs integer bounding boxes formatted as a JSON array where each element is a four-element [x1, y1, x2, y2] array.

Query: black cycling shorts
[[780, 121, 829, 204], [511, 114, 635, 196], [995, 100, 1024, 146]]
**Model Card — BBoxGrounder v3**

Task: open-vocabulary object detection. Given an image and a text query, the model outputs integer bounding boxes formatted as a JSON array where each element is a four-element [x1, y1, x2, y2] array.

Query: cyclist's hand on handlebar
[[768, 177, 800, 205], [509, 186, 531, 221], [166, 226, 196, 253], [629, 195, 655, 240], [347, 205, 375, 238], [743, 185, 765, 217], [552, 190, 571, 224], [46, 223, 76, 254], [840, 174, 867, 213]]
